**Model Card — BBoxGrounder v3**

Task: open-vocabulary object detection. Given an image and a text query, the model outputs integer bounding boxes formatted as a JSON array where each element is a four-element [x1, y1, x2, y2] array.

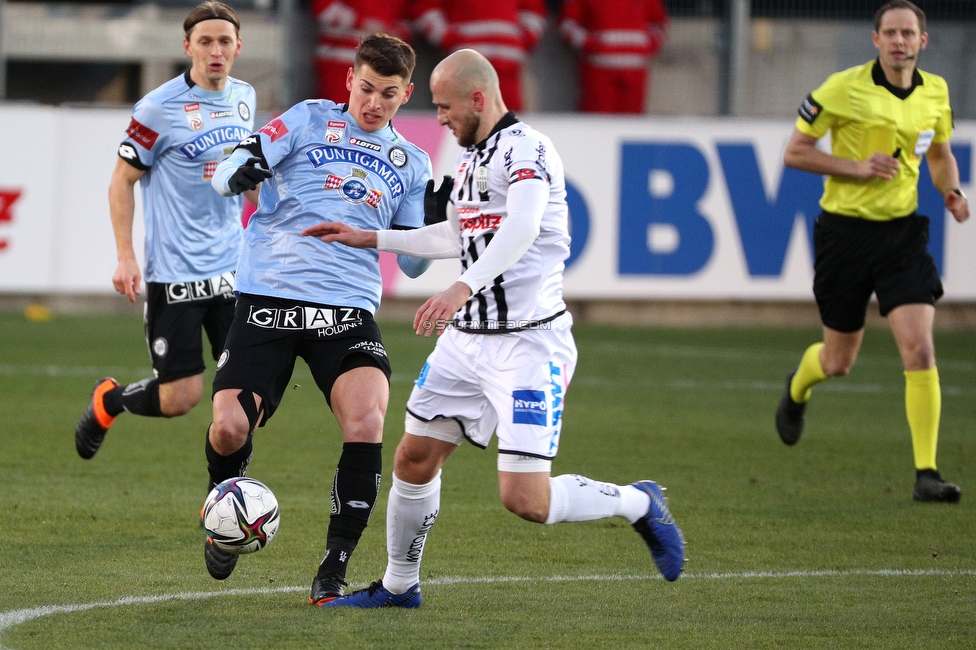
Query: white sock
[[382, 471, 441, 595], [544, 474, 650, 525]]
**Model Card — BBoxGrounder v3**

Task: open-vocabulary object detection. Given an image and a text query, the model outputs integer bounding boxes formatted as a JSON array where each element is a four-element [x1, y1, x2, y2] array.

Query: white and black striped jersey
[[451, 112, 570, 333]]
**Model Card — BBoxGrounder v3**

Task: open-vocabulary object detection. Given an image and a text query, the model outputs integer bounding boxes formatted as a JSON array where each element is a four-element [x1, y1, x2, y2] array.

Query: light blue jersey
[[215, 99, 431, 313], [119, 71, 256, 283]]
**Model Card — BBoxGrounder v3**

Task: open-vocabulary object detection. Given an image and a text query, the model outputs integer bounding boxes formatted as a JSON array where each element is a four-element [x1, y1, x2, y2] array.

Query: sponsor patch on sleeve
[[125, 118, 159, 150], [259, 118, 289, 142], [797, 94, 823, 125]]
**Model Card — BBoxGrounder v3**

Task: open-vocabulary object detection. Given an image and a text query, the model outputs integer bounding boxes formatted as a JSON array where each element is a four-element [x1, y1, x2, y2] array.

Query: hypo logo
[[0, 189, 23, 251], [512, 390, 547, 426]]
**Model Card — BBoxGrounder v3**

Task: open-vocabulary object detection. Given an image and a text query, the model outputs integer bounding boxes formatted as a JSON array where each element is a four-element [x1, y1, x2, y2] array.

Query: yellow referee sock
[[905, 367, 941, 471], [790, 342, 827, 403]]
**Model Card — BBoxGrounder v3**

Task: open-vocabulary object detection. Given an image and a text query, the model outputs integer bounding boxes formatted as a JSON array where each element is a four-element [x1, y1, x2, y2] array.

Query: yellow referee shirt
[[795, 59, 953, 221]]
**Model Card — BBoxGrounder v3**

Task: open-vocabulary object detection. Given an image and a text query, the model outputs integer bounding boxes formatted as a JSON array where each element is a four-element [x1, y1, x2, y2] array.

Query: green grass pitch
[[1, 312, 974, 649]]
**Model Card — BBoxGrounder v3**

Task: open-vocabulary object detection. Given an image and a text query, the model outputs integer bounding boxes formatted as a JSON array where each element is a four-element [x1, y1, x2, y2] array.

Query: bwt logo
[[610, 141, 972, 276], [0, 189, 23, 251], [512, 390, 547, 426]]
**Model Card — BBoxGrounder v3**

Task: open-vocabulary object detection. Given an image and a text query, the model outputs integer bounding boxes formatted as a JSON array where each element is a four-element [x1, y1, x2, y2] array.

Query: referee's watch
[[950, 187, 967, 201]]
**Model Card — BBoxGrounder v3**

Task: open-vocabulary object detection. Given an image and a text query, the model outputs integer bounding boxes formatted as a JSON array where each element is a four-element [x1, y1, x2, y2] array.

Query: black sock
[[103, 378, 162, 417], [322, 442, 383, 579], [205, 427, 253, 492], [317, 537, 358, 581]]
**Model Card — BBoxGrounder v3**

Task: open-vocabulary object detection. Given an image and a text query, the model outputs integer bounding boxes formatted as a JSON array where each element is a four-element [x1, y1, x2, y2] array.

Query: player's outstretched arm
[[301, 222, 378, 248]]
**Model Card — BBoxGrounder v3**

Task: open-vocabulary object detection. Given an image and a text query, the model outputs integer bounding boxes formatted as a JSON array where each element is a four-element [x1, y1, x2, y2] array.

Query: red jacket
[[559, 0, 668, 70], [413, 0, 547, 68], [312, 0, 411, 68]]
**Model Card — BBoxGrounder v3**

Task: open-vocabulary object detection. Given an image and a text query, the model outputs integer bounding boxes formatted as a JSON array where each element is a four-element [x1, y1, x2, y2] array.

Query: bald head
[[431, 49, 501, 99], [430, 49, 508, 147]]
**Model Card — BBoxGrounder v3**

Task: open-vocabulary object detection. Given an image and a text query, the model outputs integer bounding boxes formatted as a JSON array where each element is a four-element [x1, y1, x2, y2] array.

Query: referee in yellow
[[776, 0, 969, 502]]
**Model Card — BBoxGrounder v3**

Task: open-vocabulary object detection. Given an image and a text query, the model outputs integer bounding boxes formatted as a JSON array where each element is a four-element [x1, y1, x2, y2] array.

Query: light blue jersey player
[[75, 2, 256, 462], [204, 34, 441, 607], [124, 72, 255, 282], [212, 97, 430, 311]]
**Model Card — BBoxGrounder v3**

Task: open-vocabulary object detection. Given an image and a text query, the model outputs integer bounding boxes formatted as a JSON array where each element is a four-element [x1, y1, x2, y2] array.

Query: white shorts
[[404, 312, 577, 461]]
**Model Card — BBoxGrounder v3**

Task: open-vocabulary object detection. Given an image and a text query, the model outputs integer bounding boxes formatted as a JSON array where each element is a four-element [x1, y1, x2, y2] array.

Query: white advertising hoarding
[[0, 107, 973, 300]]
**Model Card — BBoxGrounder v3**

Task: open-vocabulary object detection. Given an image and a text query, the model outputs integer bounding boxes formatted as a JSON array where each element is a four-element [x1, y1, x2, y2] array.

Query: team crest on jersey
[[323, 168, 382, 208], [238, 102, 250, 121], [184, 103, 203, 131], [326, 120, 346, 143], [476, 166, 489, 194], [388, 146, 408, 168]]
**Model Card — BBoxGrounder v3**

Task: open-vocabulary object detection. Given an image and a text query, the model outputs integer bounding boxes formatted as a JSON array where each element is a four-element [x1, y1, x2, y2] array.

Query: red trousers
[[315, 58, 354, 103], [578, 63, 648, 114]]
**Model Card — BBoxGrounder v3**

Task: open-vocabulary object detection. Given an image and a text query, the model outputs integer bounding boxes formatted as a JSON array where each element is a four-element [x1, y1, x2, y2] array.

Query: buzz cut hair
[[184, 1, 241, 39], [355, 33, 417, 83], [874, 0, 926, 34]]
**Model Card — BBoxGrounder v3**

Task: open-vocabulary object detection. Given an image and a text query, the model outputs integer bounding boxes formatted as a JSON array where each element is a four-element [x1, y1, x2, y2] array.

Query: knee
[[210, 408, 250, 452], [903, 341, 936, 370], [392, 442, 439, 485], [341, 407, 385, 443]]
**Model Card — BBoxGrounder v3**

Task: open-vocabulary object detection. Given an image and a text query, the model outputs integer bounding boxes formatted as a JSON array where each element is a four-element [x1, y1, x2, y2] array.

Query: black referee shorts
[[812, 211, 943, 333], [212, 293, 392, 426]]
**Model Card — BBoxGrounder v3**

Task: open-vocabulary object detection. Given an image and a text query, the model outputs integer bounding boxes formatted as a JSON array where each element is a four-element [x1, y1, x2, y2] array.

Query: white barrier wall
[[1, 106, 974, 300]]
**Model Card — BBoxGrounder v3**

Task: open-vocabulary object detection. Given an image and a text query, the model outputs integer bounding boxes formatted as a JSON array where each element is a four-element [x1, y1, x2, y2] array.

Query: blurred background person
[[311, 0, 412, 102], [413, 0, 547, 112], [558, 0, 668, 114]]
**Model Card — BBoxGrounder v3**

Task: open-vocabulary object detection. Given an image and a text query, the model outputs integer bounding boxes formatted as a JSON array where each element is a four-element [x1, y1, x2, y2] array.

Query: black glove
[[423, 175, 453, 225], [228, 156, 272, 194]]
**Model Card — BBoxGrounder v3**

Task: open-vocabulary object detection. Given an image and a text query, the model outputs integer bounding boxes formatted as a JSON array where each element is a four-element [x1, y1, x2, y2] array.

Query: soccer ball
[[203, 477, 280, 555]]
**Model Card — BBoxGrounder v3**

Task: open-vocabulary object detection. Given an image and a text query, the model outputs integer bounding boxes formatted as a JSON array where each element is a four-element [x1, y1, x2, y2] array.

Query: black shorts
[[812, 212, 943, 333], [211, 293, 392, 425], [144, 278, 236, 383]]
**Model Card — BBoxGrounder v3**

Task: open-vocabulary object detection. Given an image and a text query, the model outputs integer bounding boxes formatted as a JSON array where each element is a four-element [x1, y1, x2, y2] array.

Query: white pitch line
[[2, 568, 975, 650]]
